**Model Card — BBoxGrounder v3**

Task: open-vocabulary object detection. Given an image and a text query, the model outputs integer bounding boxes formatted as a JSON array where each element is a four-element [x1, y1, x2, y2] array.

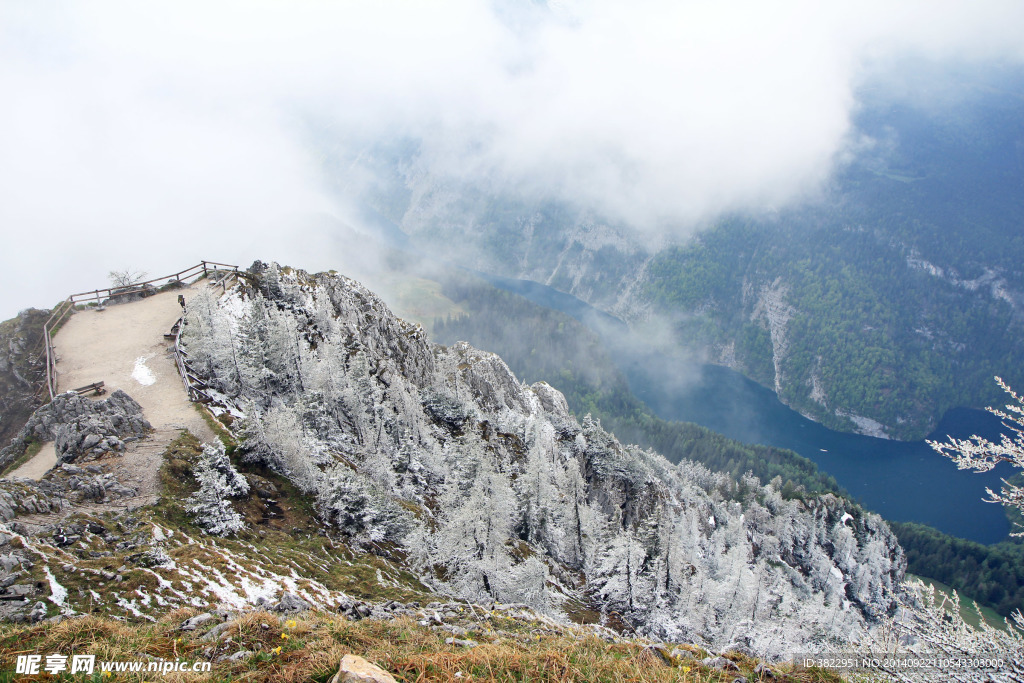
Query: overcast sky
[[2, 0, 1023, 319]]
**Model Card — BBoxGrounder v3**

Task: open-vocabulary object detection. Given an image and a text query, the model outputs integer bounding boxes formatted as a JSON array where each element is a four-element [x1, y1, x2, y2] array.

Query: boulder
[[180, 613, 216, 631], [272, 592, 312, 613], [702, 656, 740, 671], [330, 654, 397, 683], [0, 389, 151, 469]]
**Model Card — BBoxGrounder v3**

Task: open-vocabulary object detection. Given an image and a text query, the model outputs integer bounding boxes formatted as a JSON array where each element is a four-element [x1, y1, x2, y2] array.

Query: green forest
[[432, 274, 1024, 618], [892, 521, 1024, 618], [643, 215, 1024, 441], [639, 85, 1024, 441]]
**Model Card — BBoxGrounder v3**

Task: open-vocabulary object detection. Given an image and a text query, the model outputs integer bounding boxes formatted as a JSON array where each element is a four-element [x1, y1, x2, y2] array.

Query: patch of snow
[[204, 388, 247, 419], [44, 566, 68, 608], [115, 593, 154, 620], [140, 568, 174, 590], [182, 560, 246, 608], [132, 355, 156, 386], [840, 512, 853, 527], [830, 566, 844, 581]]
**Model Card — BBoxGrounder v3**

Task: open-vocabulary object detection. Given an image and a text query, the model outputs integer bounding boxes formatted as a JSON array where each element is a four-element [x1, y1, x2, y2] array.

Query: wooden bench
[[72, 381, 105, 396]]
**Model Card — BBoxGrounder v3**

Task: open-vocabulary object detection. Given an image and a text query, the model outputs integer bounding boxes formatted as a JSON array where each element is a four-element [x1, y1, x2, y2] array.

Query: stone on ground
[[330, 654, 397, 683]]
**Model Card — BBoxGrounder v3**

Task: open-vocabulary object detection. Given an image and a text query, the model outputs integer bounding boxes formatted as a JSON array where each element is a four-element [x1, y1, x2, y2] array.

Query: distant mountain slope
[[350, 67, 1024, 441]]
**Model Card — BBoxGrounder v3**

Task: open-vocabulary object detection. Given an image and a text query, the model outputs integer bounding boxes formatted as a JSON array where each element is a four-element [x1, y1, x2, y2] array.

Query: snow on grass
[[132, 355, 157, 386], [140, 567, 175, 591], [183, 559, 247, 608], [115, 593, 155, 621], [44, 566, 68, 608]]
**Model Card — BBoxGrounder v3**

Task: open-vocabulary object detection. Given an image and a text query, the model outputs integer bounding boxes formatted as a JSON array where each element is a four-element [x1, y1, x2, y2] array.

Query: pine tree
[[186, 443, 250, 537]]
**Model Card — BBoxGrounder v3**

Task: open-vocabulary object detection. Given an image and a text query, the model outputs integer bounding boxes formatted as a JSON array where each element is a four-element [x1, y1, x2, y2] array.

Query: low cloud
[[1, 0, 1023, 318]]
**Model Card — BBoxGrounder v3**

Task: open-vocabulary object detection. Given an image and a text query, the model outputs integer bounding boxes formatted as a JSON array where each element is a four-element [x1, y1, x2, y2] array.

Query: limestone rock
[[445, 637, 478, 648], [702, 656, 740, 671], [180, 613, 216, 631], [272, 592, 312, 613], [330, 654, 397, 683], [0, 389, 151, 471]]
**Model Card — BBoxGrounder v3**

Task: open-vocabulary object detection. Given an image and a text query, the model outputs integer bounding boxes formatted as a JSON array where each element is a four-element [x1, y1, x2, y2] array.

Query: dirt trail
[[4, 285, 218, 506], [6, 443, 56, 480]]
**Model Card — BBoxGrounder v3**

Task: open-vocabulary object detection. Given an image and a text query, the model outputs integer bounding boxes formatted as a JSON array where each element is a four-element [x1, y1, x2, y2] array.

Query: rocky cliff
[[179, 262, 905, 657], [0, 309, 48, 449]]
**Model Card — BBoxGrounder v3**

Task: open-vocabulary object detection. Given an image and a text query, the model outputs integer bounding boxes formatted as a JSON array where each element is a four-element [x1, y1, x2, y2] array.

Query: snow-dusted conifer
[[859, 580, 1024, 682], [186, 442, 250, 537], [316, 466, 410, 545]]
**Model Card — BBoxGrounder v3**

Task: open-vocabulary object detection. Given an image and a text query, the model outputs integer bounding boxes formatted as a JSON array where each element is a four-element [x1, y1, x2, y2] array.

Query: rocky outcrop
[[750, 278, 795, 395], [0, 389, 151, 471], [0, 309, 48, 450], [0, 480, 63, 522]]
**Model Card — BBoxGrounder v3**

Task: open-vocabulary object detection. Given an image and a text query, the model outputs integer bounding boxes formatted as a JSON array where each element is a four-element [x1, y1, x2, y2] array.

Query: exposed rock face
[[0, 389, 151, 471], [0, 480, 62, 522], [0, 309, 48, 450], [181, 262, 905, 657], [749, 278, 794, 396]]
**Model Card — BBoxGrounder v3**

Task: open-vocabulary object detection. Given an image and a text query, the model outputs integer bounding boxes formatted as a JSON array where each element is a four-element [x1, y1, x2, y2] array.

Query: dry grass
[[0, 611, 847, 683]]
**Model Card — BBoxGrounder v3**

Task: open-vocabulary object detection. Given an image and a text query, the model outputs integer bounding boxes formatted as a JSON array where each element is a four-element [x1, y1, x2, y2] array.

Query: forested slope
[[432, 273, 1024, 618]]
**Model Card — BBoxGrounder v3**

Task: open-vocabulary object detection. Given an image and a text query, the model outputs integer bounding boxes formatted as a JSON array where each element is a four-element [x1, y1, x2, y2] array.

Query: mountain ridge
[[175, 261, 904, 655]]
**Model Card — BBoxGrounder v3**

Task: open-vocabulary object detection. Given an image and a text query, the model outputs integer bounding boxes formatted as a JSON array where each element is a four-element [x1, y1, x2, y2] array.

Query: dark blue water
[[481, 273, 1013, 544]]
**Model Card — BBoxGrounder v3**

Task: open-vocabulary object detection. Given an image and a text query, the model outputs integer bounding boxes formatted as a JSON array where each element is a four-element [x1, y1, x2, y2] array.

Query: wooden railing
[[169, 273, 239, 406], [39, 261, 239, 400], [171, 319, 215, 404]]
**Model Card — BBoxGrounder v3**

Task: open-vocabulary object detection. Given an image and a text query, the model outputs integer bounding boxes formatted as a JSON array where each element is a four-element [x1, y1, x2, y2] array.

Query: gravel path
[[5, 442, 56, 480], [7, 285, 219, 490]]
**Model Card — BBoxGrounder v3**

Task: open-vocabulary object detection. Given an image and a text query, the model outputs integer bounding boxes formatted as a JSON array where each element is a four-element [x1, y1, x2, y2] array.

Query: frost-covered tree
[[108, 268, 147, 288], [316, 466, 410, 545], [187, 443, 250, 536], [180, 289, 244, 397], [237, 403, 325, 492], [929, 377, 1024, 536], [859, 580, 1024, 682]]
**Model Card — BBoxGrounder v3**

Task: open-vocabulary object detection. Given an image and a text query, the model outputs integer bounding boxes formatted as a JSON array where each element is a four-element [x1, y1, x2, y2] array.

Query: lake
[[481, 273, 1013, 544]]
